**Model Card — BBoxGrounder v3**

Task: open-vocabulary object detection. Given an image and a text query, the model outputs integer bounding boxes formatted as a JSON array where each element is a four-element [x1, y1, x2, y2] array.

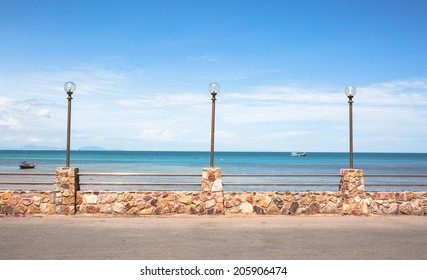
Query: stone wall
[[1, 167, 426, 216], [365, 192, 427, 215], [1, 189, 426, 216], [0, 190, 224, 216], [223, 191, 342, 215], [0, 190, 55, 216], [77, 191, 223, 215]]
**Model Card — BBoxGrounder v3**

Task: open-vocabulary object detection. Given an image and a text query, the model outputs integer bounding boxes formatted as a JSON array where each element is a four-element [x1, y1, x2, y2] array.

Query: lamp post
[[209, 82, 220, 168], [64, 81, 76, 167], [345, 85, 356, 169]]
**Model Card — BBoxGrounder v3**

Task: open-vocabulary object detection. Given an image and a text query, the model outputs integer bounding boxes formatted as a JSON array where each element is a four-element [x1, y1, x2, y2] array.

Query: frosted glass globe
[[64, 81, 76, 94], [345, 85, 356, 97], [209, 82, 220, 94]]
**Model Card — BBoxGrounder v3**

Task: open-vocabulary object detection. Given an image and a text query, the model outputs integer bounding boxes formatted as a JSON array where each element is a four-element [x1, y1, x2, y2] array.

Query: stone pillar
[[53, 167, 80, 215], [201, 167, 224, 215], [339, 169, 367, 216]]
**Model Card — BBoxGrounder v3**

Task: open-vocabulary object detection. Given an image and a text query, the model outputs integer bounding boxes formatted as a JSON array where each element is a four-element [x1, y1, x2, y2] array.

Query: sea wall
[[0, 190, 223, 216], [1, 167, 426, 216], [365, 192, 427, 215], [1, 189, 426, 216], [223, 191, 342, 215]]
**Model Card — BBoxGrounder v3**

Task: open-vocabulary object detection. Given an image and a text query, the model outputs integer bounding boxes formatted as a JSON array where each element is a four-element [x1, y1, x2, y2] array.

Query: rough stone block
[[245, 193, 254, 203], [232, 197, 242, 206], [309, 202, 321, 214], [212, 179, 223, 191], [267, 204, 280, 215], [86, 205, 99, 213], [255, 193, 272, 208], [107, 194, 118, 204], [324, 202, 338, 214], [215, 203, 224, 214], [158, 198, 169, 209], [300, 196, 312, 205], [239, 202, 253, 214], [179, 195, 193, 205], [127, 207, 139, 215], [399, 202, 413, 215], [254, 205, 267, 214], [204, 199, 216, 209], [289, 201, 299, 214], [84, 195, 98, 204], [100, 205, 112, 214], [1, 193, 12, 200], [114, 202, 126, 214], [224, 201, 233, 208], [33, 196, 41, 206], [27, 204, 40, 214], [21, 198, 33, 206], [282, 194, 293, 202], [189, 205, 199, 215]]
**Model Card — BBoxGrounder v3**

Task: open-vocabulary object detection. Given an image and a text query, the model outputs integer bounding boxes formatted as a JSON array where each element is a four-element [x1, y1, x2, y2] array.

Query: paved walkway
[[1, 215, 426, 259]]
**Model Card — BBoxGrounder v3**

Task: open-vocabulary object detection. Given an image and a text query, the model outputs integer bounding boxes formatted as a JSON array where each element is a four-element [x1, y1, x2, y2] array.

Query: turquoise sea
[[1, 150, 427, 191]]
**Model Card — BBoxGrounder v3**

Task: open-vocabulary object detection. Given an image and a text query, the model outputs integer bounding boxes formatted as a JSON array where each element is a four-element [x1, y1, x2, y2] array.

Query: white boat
[[291, 152, 307, 157]]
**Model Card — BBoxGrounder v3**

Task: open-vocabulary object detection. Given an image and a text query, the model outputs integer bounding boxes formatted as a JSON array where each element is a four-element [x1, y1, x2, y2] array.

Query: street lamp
[[64, 81, 76, 167], [209, 82, 220, 168], [345, 85, 356, 169]]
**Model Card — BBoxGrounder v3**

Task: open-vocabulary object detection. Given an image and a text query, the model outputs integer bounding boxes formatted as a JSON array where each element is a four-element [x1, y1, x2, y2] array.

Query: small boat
[[291, 152, 307, 157], [19, 161, 36, 169]]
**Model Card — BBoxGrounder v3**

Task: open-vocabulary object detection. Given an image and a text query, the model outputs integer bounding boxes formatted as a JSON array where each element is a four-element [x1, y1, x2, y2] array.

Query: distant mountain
[[78, 146, 107, 151]]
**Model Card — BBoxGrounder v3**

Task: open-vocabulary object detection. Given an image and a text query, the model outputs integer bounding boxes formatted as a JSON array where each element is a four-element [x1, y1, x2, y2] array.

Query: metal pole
[[348, 96, 353, 169], [210, 92, 217, 168], [66, 93, 72, 167]]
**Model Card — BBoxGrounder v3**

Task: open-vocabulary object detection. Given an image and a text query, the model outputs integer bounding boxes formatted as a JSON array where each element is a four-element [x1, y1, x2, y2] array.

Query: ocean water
[[1, 150, 427, 191]]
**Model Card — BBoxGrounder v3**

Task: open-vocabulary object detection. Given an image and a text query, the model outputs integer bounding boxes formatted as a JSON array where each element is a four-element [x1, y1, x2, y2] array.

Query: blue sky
[[1, 0, 427, 152]]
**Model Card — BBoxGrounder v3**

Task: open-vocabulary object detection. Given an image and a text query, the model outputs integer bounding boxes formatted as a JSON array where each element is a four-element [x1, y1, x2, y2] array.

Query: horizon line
[[1, 149, 426, 154]]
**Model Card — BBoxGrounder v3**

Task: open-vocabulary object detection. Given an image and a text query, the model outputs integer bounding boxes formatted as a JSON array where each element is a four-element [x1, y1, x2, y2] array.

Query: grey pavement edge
[[1, 215, 426, 260]]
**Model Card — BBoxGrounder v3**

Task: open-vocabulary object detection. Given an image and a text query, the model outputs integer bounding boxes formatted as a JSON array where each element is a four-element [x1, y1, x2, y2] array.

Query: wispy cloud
[[187, 54, 222, 63], [259, 131, 311, 139], [118, 93, 207, 108], [35, 108, 51, 118], [358, 78, 427, 106], [216, 130, 238, 140], [1, 60, 426, 151], [0, 115, 22, 130], [135, 129, 175, 142]]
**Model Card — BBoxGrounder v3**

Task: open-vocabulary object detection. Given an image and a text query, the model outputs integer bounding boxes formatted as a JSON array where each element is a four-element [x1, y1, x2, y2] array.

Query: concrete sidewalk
[[1, 215, 426, 260]]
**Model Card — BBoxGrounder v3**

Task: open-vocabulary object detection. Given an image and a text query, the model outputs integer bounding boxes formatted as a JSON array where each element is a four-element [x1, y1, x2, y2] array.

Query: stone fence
[[1, 167, 426, 216]]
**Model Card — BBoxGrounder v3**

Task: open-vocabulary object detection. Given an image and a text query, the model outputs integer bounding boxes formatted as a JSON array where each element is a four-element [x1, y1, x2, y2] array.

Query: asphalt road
[[1, 215, 426, 260]]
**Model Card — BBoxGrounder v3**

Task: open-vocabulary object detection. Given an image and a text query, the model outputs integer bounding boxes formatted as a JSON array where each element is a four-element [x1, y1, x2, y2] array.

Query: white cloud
[[28, 136, 44, 143], [135, 129, 175, 142], [0, 97, 31, 113], [35, 109, 51, 118], [259, 131, 311, 139], [118, 93, 206, 108], [357, 78, 427, 106], [216, 130, 237, 140], [0, 115, 22, 130]]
